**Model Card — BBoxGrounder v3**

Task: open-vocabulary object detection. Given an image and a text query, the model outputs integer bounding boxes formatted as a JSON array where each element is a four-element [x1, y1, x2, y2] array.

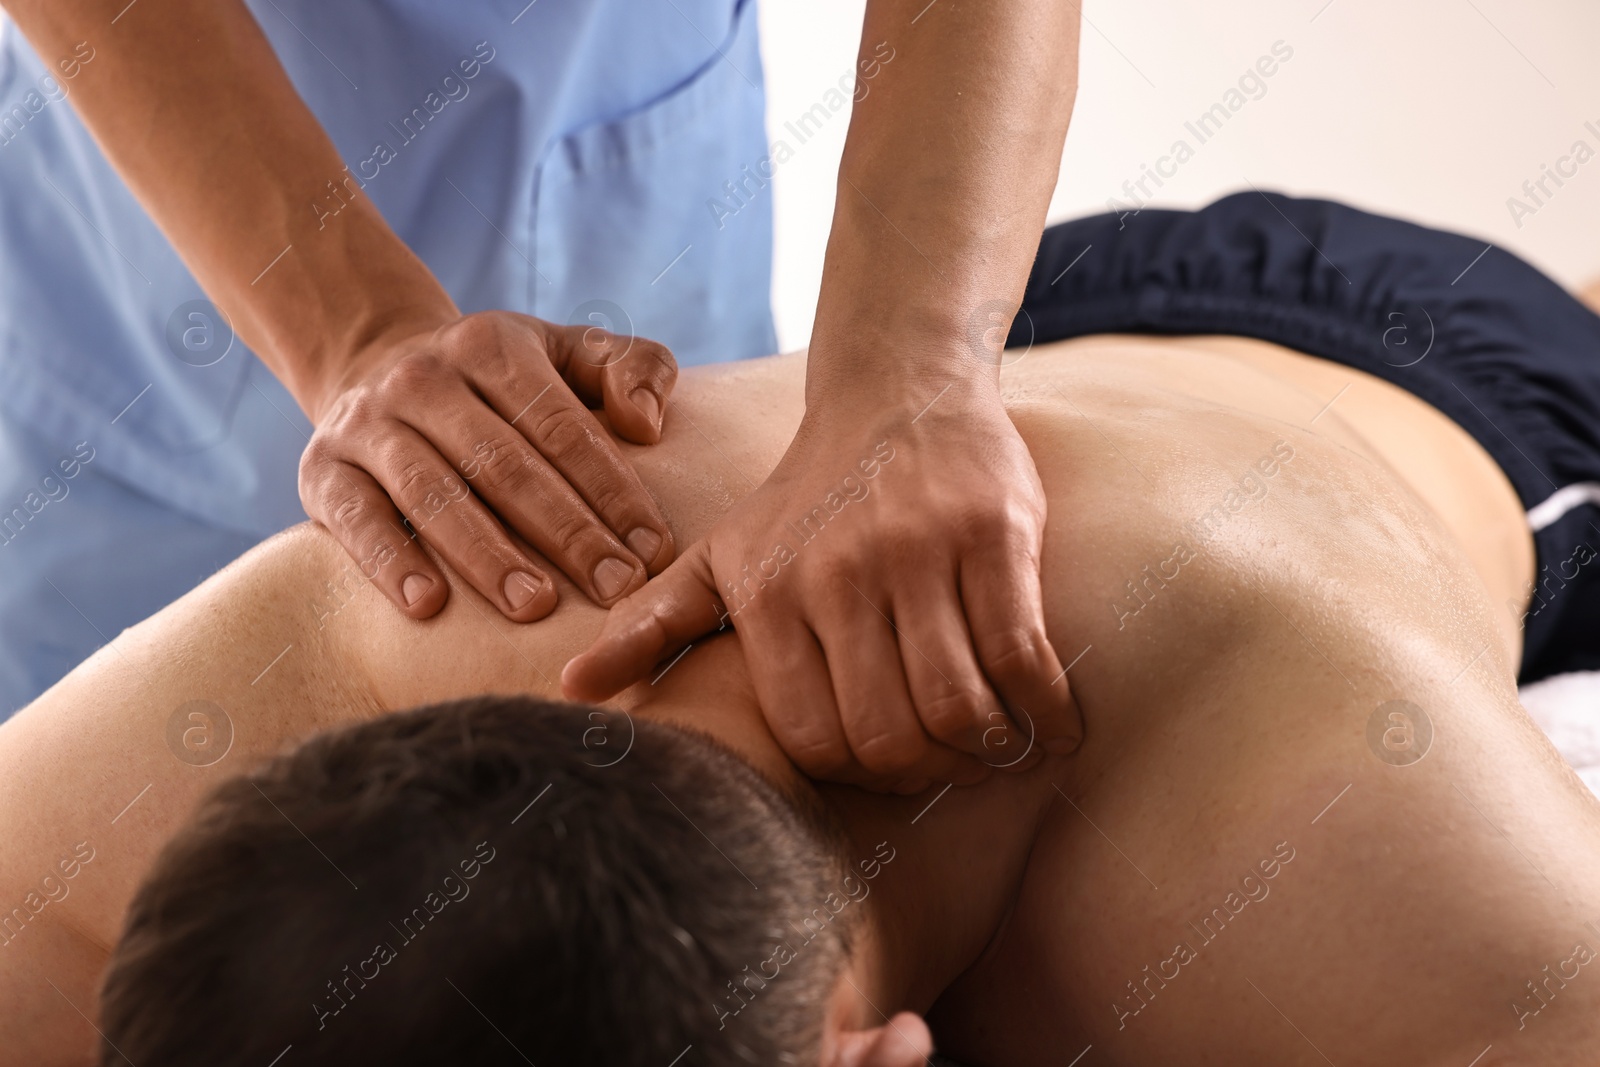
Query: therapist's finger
[[297, 452, 449, 619], [545, 321, 677, 446], [561, 539, 724, 702], [415, 394, 661, 607], [360, 422, 560, 622], [893, 572, 1006, 772], [743, 612, 862, 785], [959, 533, 1082, 757], [468, 336, 675, 580], [809, 591, 983, 791]]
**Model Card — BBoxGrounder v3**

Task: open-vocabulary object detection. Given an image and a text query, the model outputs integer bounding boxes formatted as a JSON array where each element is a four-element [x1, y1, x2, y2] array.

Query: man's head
[[99, 695, 928, 1066]]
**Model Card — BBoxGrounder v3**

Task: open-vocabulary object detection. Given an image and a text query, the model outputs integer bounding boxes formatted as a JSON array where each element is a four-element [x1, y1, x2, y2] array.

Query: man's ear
[[822, 1010, 934, 1067]]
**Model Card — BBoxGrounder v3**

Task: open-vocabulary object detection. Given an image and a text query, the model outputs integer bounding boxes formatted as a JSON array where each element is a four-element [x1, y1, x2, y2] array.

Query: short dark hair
[[100, 695, 854, 1066]]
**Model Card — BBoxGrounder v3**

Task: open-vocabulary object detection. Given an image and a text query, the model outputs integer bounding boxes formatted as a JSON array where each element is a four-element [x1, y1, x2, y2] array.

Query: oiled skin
[[1, 335, 1595, 1066], [932, 341, 1597, 1065]]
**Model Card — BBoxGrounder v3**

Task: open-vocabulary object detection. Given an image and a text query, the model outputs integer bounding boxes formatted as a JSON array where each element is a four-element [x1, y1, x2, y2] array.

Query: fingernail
[[625, 526, 662, 561], [593, 556, 635, 601], [503, 571, 543, 611], [630, 387, 662, 432], [401, 573, 433, 606]]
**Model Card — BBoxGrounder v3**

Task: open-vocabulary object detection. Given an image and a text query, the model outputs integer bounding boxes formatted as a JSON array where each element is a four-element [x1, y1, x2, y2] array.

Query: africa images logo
[[1365, 699, 1433, 767]]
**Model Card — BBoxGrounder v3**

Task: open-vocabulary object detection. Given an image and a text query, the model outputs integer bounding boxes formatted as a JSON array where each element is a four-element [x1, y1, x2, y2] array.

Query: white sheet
[[1522, 670, 1600, 798]]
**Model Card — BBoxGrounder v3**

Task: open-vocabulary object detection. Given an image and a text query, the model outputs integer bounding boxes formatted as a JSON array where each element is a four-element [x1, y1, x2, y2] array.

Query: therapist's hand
[[299, 310, 678, 622], [561, 367, 1083, 791], [0, 0, 678, 626]]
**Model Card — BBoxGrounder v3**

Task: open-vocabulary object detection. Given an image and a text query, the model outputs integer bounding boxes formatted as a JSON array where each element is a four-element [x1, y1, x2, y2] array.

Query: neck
[[629, 630, 1061, 1021]]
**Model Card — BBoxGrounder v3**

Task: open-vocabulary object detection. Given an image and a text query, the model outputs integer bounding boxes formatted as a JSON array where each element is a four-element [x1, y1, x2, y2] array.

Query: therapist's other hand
[[299, 310, 677, 622], [561, 373, 1083, 791]]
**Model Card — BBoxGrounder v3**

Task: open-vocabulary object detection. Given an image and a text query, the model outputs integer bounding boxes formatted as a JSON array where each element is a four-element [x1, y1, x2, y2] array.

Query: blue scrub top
[[0, 0, 775, 537]]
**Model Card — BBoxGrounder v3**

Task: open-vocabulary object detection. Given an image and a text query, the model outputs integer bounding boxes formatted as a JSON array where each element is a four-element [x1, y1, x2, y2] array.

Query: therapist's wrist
[[803, 308, 1008, 411], [806, 225, 1034, 401], [299, 308, 458, 425], [246, 201, 460, 423], [800, 322, 1007, 441]]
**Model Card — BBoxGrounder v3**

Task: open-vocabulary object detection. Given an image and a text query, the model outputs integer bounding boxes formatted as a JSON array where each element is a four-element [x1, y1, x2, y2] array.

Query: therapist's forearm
[[0, 0, 457, 419], [807, 0, 1078, 401]]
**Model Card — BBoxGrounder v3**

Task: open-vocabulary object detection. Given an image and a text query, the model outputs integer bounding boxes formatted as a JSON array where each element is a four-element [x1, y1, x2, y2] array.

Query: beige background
[[760, 0, 1600, 350]]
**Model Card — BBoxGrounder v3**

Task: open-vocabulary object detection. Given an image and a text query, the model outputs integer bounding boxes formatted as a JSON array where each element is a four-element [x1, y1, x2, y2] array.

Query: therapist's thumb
[[544, 318, 677, 445], [561, 539, 721, 702]]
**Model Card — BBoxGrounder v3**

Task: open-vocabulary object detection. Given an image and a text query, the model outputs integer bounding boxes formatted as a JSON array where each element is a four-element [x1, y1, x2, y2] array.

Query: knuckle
[[1005, 496, 1047, 538], [959, 497, 1038, 544], [328, 492, 372, 536], [979, 709, 1031, 757], [964, 504, 1010, 540], [949, 504, 993, 543], [785, 733, 854, 779], [471, 439, 533, 493], [974, 624, 1046, 678], [459, 532, 507, 571], [850, 728, 925, 777], [382, 351, 446, 396], [580, 472, 631, 518], [338, 388, 383, 428], [318, 384, 378, 433], [877, 520, 930, 563], [449, 313, 542, 383], [544, 507, 602, 558], [807, 549, 861, 589], [581, 324, 620, 355], [918, 684, 988, 743], [640, 339, 677, 374], [529, 405, 598, 457], [392, 457, 448, 503], [442, 312, 505, 353], [568, 323, 616, 368], [297, 436, 333, 481], [479, 342, 525, 388], [432, 525, 511, 578]]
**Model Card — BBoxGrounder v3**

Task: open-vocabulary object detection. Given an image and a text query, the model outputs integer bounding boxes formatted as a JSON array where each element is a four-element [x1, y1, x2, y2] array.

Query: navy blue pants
[[1014, 192, 1600, 684]]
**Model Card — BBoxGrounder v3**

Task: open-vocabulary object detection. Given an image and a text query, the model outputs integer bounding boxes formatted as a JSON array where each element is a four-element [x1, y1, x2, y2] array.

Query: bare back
[[5, 335, 1594, 1066]]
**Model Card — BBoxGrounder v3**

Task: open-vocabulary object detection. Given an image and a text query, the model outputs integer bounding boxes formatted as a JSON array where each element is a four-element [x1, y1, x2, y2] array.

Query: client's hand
[[562, 372, 1083, 792], [299, 310, 677, 622]]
